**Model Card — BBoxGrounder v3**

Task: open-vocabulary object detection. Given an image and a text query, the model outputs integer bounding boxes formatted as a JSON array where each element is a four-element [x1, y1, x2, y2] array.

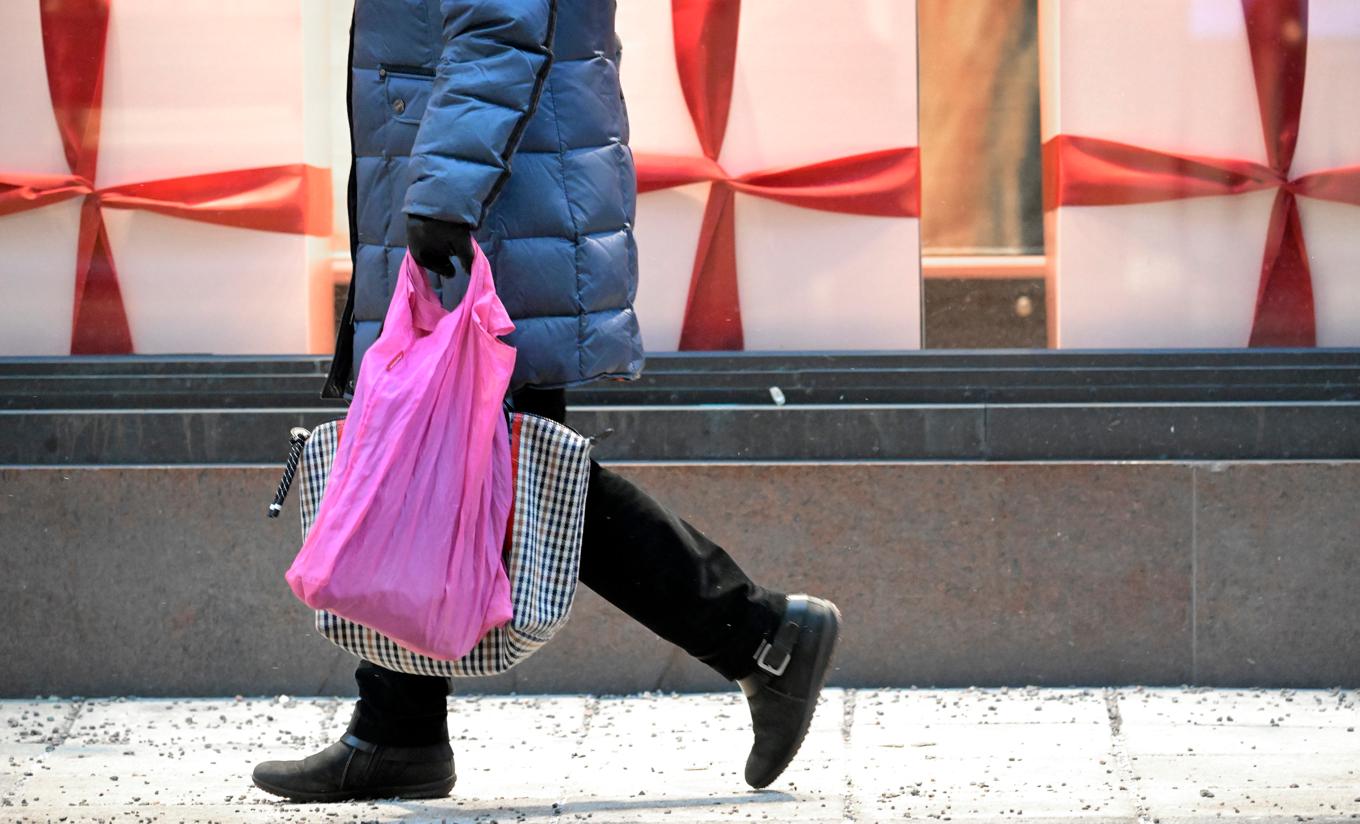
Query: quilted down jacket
[[323, 0, 645, 398]]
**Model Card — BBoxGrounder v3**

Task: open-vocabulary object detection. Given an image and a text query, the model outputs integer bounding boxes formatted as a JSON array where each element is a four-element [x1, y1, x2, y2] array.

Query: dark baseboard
[[3, 349, 1360, 408], [3, 350, 1359, 464]]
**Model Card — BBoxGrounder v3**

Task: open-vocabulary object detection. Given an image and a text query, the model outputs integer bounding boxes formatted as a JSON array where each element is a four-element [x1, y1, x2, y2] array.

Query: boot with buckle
[[737, 594, 842, 789], [251, 733, 455, 802]]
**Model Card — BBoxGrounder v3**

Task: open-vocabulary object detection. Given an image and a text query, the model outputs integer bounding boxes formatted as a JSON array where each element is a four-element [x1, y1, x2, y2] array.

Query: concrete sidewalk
[[1, 688, 1357, 823]]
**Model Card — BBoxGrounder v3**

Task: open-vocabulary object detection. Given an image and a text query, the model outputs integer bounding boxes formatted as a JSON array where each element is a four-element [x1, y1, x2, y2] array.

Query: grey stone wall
[[1, 461, 1355, 697]]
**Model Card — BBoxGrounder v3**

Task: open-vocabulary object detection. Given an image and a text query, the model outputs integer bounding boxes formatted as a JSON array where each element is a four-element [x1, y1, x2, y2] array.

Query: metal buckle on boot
[[752, 598, 810, 678], [753, 640, 791, 677]]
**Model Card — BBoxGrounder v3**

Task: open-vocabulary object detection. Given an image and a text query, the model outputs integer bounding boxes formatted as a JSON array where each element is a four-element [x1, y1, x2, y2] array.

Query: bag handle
[[401, 251, 446, 334], [400, 239, 510, 337], [464, 237, 514, 339], [267, 427, 312, 518]]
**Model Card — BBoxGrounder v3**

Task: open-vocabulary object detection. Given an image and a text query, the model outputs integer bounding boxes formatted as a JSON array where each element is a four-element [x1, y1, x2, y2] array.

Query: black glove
[[407, 214, 474, 279]]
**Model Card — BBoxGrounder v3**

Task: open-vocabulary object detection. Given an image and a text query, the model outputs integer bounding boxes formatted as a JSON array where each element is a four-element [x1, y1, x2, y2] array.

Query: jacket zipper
[[379, 63, 435, 78]]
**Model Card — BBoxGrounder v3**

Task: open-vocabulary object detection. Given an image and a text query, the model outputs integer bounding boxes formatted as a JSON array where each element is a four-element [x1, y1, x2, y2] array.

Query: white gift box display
[[0, 0, 336, 356], [617, 0, 922, 351], [1041, 0, 1360, 348]]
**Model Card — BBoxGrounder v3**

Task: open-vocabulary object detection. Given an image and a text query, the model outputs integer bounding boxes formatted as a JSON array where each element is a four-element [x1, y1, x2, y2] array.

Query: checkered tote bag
[[290, 413, 591, 677]]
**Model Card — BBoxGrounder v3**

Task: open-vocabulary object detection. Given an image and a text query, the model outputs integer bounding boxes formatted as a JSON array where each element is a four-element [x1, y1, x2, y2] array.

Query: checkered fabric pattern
[[297, 413, 592, 677]]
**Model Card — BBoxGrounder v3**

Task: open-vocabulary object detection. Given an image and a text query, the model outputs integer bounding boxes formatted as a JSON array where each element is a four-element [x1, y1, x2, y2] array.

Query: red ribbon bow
[[0, 0, 331, 354], [1044, 0, 1360, 347], [634, 0, 920, 350]]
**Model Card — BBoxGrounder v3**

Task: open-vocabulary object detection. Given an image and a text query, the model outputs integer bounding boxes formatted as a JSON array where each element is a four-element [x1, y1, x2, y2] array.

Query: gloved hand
[[406, 214, 474, 279]]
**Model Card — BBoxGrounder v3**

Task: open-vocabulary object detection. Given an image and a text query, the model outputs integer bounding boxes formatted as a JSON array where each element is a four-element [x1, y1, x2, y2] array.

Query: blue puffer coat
[[322, 0, 644, 398]]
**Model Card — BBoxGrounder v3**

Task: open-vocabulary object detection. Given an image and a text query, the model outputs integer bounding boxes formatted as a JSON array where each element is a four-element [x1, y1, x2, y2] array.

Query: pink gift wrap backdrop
[[618, 0, 923, 352], [1041, 0, 1360, 349], [0, 0, 334, 356]]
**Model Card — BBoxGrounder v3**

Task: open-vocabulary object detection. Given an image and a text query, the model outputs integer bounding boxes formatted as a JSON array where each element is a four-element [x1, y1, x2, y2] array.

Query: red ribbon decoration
[[1044, 0, 1360, 347], [0, 0, 331, 354], [635, 0, 920, 350]]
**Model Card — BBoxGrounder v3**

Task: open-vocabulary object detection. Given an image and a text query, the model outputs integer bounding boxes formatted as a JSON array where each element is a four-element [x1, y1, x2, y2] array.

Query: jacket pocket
[[380, 63, 435, 126]]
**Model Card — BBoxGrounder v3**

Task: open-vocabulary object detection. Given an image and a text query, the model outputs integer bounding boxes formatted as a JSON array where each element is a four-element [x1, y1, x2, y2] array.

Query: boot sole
[[252, 774, 455, 803], [748, 596, 843, 789]]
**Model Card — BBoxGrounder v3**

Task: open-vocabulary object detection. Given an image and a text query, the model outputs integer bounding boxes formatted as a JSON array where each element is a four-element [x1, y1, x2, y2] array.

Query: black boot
[[252, 734, 455, 802], [737, 594, 842, 789]]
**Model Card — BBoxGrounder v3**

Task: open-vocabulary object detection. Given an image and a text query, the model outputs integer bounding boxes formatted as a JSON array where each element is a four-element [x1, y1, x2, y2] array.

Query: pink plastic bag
[[285, 242, 516, 661]]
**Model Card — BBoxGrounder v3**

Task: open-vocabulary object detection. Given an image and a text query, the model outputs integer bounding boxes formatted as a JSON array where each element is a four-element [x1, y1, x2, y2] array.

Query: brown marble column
[[918, 0, 1042, 254]]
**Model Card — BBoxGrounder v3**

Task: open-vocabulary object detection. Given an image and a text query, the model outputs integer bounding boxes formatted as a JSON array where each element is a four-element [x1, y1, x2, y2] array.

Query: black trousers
[[347, 388, 784, 746]]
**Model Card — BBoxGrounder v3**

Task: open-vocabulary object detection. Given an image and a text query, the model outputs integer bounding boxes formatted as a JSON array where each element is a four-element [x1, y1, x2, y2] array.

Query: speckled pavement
[[2, 688, 1357, 823]]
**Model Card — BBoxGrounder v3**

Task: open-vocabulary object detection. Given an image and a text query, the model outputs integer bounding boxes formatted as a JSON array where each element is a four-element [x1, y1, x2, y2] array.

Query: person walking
[[252, 0, 841, 802]]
